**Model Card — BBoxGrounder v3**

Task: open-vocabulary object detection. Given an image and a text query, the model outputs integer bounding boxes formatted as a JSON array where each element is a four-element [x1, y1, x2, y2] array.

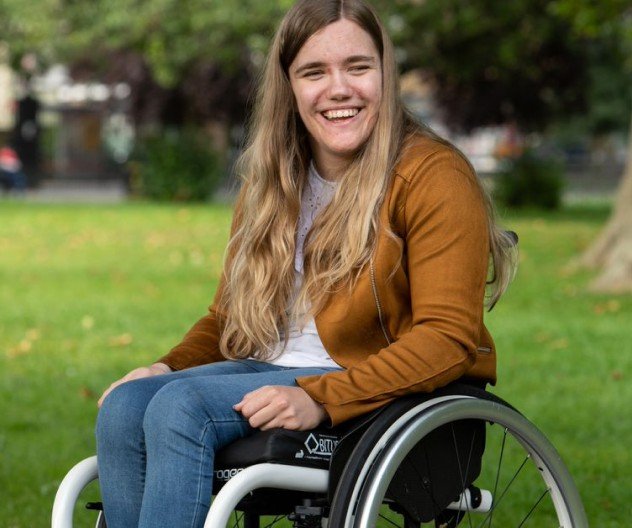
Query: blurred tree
[[0, 0, 59, 65]]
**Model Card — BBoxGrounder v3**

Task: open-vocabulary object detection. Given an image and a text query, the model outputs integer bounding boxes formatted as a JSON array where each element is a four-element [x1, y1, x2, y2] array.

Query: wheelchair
[[52, 382, 588, 527]]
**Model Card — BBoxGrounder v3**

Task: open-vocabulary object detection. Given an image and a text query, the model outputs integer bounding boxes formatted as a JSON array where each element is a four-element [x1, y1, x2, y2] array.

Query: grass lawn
[[0, 199, 629, 527]]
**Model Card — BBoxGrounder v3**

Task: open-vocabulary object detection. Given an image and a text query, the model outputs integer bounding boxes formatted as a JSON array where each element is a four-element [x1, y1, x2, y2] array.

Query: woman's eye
[[350, 65, 370, 74], [304, 70, 324, 78]]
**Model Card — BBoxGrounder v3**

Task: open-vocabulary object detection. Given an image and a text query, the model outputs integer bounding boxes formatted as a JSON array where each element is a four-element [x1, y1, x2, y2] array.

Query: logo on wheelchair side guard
[[304, 433, 338, 456], [214, 467, 244, 481]]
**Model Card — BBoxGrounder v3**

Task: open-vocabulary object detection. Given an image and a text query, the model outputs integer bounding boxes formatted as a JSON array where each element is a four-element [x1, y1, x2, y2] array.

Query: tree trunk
[[580, 113, 632, 292]]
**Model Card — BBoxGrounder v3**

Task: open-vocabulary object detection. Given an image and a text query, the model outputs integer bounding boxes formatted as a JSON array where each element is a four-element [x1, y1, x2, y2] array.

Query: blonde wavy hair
[[219, 0, 515, 360]]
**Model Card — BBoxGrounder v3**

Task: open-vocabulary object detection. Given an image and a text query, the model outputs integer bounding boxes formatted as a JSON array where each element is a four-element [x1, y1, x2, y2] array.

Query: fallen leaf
[[109, 333, 133, 347], [549, 338, 569, 350], [79, 386, 97, 399], [593, 300, 621, 315], [25, 328, 41, 340], [606, 300, 621, 313], [534, 331, 552, 343]]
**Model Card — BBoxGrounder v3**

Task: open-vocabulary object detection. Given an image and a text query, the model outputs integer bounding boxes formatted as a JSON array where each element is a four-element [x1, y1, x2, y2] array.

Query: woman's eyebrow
[[345, 55, 376, 65], [293, 55, 377, 75]]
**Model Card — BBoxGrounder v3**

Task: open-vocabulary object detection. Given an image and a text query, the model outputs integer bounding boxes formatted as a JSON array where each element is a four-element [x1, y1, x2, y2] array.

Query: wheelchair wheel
[[329, 397, 587, 528]]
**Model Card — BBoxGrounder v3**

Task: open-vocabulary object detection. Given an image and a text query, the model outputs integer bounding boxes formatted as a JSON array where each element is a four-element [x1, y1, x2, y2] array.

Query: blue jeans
[[95, 360, 339, 528]]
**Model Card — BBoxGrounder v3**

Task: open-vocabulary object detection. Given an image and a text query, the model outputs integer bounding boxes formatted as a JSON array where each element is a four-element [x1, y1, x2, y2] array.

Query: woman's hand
[[97, 362, 172, 408], [234, 386, 327, 431]]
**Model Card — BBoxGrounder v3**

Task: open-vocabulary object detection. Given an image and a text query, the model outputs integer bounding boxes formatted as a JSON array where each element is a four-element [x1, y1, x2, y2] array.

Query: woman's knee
[[96, 380, 152, 443], [142, 381, 205, 438]]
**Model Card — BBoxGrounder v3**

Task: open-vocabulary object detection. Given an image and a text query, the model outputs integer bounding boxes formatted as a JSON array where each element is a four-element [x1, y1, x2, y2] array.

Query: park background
[[1, 0, 631, 526]]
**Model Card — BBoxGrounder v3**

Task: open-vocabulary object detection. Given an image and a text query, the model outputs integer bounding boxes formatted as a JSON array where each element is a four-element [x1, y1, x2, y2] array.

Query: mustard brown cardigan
[[158, 136, 496, 426]]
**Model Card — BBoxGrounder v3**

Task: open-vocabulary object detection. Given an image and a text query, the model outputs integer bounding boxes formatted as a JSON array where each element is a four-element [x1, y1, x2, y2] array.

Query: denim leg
[[136, 365, 338, 528], [95, 360, 265, 528]]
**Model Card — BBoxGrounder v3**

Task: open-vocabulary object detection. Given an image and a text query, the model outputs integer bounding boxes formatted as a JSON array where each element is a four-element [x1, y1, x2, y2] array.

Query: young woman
[[96, 0, 515, 526]]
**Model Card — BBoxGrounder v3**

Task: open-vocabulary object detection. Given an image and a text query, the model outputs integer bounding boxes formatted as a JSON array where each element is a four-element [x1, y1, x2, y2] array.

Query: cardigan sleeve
[[297, 148, 490, 425], [155, 288, 226, 371]]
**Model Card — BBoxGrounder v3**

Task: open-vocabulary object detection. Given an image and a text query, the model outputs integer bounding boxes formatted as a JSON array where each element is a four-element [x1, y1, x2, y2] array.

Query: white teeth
[[323, 108, 359, 120]]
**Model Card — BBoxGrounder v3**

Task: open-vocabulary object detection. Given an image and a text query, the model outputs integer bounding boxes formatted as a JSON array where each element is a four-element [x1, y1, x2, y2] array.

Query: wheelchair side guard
[[52, 456, 98, 528]]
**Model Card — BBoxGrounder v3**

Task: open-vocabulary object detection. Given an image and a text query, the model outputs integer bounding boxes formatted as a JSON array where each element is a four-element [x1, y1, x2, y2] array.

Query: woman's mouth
[[322, 108, 360, 121]]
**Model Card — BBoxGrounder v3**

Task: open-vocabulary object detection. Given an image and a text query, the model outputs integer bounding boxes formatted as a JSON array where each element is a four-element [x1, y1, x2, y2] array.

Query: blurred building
[[0, 52, 134, 192], [400, 70, 625, 197], [34, 65, 134, 185], [401, 70, 520, 176]]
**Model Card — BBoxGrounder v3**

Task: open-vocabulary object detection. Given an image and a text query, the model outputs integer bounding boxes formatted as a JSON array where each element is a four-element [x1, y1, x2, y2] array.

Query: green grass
[[0, 200, 629, 527]]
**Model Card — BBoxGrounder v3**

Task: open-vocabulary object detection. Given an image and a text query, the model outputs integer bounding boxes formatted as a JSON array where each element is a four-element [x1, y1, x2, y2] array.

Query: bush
[[495, 151, 565, 210], [131, 129, 223, 202]]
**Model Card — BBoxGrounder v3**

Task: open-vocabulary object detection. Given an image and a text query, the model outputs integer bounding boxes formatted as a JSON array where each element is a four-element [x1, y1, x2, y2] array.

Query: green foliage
[[2, 0, 290, 85], [0, 0, 62, 66], [550, 0, 631, 41], [131, 129, 223, 202], [0, 201, 629, 527], [495, 151, 565, 210]]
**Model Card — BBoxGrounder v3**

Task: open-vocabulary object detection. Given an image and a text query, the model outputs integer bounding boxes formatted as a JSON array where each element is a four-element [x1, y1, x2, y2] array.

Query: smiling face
[[289, 18, 382, 180]]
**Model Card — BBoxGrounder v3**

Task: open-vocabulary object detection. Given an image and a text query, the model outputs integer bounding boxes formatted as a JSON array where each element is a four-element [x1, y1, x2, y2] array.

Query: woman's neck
[[312, 151, 352, 182]]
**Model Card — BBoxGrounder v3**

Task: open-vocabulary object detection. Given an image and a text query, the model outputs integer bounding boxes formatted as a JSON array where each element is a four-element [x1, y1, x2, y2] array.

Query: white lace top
[[294, 163, 337, 273], [267, 162, 340, 368]]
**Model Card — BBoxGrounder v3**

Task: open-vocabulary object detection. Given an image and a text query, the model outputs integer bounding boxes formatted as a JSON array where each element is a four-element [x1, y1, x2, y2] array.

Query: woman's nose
[[326, 71, 352, 100]]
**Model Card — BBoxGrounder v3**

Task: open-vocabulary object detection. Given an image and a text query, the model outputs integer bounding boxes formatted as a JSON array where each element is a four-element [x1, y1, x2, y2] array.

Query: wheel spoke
[[230, 511, 243, 528], [378, 512, 404, 527], [262, 515, 286, 527], [517, 488, 551, 528]]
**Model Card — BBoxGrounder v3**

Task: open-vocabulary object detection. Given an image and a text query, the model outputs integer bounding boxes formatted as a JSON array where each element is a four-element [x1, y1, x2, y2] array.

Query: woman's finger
[[98, 380, 124, 407]]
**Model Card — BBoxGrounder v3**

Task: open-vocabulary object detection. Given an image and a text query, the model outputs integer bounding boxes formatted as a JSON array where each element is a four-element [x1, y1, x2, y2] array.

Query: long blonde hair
[[219, 0, 515, 360]]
